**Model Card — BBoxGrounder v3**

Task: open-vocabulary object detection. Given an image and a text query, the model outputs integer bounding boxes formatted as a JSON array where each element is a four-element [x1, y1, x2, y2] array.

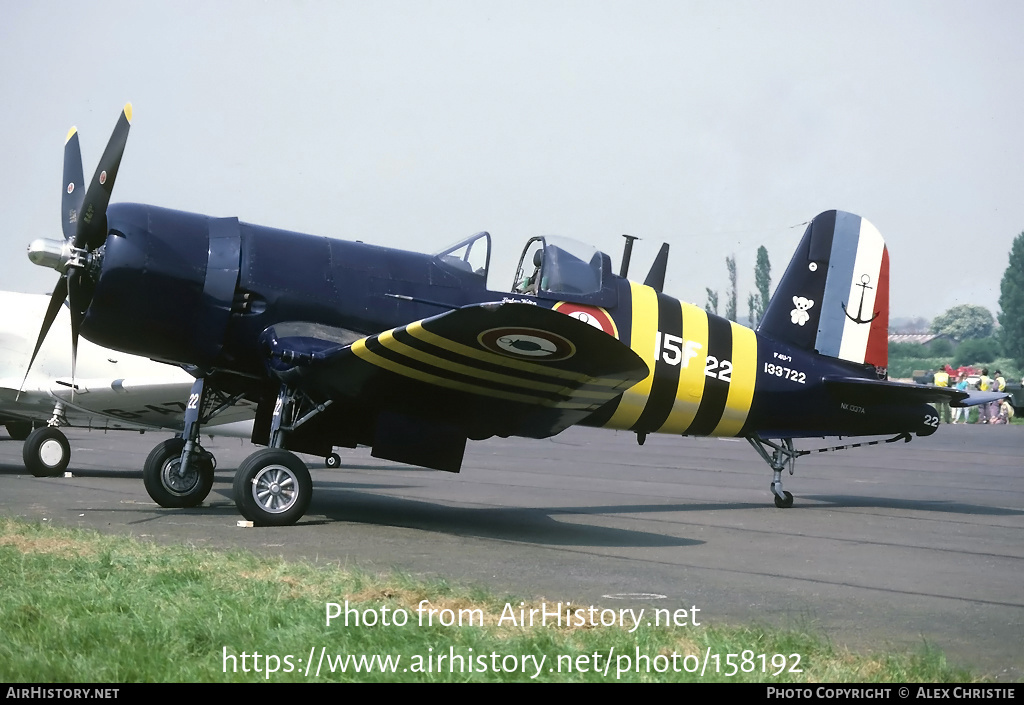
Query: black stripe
[[686, 315, 732, 435], [366, 334, 615, 406], [393, 327, 613, 393], [632, 294, 681, 433]]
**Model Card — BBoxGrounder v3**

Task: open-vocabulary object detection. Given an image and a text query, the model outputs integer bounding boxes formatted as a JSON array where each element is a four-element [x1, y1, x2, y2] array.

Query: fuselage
[[79, 203, 934, 444]]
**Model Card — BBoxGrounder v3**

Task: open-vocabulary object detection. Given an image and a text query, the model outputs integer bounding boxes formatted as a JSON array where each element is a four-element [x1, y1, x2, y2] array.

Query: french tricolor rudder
[[758, 210, 889, 372]]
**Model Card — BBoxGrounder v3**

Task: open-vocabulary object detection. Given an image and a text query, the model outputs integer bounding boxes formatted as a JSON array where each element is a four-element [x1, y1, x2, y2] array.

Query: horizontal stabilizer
[[823, 376, 1008, 408]]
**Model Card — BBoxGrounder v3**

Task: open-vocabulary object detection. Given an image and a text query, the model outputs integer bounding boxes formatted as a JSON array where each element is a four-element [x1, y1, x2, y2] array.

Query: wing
[[823, 376, 1008, 408], [263, 302, 648, 443]]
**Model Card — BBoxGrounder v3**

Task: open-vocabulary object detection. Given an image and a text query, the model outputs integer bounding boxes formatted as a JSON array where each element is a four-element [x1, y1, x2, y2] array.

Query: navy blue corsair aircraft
[[21, 105, 1008, 526]]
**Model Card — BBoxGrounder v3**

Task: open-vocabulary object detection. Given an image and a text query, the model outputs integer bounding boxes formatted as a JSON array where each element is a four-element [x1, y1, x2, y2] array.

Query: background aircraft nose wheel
[[325, 452, 341, 469], [23, 427, 70, 477], [142, 438, 215, 508], [234, 449, 312, 527]]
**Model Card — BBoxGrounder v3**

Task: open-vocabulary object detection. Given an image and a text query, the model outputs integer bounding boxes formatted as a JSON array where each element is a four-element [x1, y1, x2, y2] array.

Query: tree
[[705, 288, 719, 316], [725, 255, 737, 322], [744, 245, 772, 328], [930, 304, 994, 341], [998, 231, 1024, 367]]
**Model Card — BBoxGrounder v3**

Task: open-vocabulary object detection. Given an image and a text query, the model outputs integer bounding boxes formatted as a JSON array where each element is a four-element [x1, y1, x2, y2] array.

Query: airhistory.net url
[[221, 646, 803, 680]]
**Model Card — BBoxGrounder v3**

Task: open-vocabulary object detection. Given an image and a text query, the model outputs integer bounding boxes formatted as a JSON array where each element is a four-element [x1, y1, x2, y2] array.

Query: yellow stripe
[[711, 323, 757, 436], [376, 329, 612, 400], [659, 302, 709, 434], [407, 320, 624, 387], [605, 282, 659, 429], [351, 338, 605, 410]]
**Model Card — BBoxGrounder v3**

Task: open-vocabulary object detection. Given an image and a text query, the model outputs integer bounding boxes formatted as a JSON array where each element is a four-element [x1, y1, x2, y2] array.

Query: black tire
[[143, 438, 214, 508], [233, 449, 312, 527], [325, 452, 341, 469], [23, 427, 70, 477], [6, 421, 35, 441], [773, 491, 794, 509]]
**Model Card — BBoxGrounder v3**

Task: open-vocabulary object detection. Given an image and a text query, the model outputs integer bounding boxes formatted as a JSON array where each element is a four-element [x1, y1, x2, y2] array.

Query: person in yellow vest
[[977, 369, 991, 423], [933, 367, 951, 423], [991, 370, 1008, 424]]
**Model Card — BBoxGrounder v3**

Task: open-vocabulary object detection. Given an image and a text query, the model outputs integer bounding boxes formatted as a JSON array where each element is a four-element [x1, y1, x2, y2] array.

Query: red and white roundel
[[478, 327, 576, 361], [552, 302, 618, 338]]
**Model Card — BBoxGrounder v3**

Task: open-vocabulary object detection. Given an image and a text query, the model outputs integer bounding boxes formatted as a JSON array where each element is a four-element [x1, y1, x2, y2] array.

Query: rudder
[[758, 210, 889, 372]]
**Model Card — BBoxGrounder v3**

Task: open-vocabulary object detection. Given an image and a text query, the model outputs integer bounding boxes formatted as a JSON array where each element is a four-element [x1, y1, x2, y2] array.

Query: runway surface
[[1, 422, 1021, 679]]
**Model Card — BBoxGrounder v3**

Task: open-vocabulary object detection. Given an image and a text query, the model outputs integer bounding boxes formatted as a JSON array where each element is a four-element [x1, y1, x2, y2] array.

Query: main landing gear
[[22, 403, 71, 478], [233, 384, 332, 526], [144, 378, 331, 526], [143, 378, 241, 509]]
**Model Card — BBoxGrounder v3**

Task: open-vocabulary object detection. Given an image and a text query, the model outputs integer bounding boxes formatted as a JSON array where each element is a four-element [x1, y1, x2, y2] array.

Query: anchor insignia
[[842, 274, 880, 324]]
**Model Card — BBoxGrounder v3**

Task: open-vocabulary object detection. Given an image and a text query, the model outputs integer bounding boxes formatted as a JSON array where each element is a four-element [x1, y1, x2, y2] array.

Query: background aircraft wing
[[263, 302, 648, 441], [0, 376, 256, 433]]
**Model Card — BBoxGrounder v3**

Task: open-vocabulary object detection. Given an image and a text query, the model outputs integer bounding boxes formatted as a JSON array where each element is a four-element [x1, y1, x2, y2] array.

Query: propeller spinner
[[20, 104, 132, 394]]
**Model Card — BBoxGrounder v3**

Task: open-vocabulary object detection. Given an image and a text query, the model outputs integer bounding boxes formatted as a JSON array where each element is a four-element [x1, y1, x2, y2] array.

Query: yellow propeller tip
[[123, 102, 133, 123], [65, 126, 77, 143]]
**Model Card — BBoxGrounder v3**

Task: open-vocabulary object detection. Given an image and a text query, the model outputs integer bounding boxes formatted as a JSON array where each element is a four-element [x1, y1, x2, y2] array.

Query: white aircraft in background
[[0, 291, 254, 478]]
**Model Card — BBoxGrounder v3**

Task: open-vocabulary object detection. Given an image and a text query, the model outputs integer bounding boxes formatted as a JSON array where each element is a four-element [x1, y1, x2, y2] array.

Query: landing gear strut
[[234, 384, 328, 526], [746, 433, 913, 508], [143, 378, 242, 509], [746, 436, 797, 508], [22, 402, 70, 477]]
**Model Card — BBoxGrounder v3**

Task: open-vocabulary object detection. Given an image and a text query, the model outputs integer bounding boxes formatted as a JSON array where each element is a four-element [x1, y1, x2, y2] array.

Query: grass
[[0, 516, 979, 683]]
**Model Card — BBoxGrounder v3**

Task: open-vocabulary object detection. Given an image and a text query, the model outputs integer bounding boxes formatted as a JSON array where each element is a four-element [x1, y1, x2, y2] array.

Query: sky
[[2, 0, 1022, 323]]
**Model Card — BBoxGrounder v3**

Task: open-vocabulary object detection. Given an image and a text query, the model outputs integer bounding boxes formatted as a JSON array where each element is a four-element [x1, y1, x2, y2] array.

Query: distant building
[[887, 333, 959, 352]]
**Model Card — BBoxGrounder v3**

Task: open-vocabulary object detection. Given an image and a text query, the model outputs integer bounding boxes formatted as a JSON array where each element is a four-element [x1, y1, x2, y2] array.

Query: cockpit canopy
[[513, 236, 609, 297], [434, 231, 491, 282]]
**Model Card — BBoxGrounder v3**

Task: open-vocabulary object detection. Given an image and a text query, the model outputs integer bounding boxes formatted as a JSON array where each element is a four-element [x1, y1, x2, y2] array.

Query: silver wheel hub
[[39, 439, 64, 467], [162, 457, 199, 495], [251, 465, 298, 514]]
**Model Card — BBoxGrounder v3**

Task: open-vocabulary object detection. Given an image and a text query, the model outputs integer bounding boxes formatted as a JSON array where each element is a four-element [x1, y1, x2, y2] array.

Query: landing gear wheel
[[6, 421, 34, 441], [325, 452, 341, 469], [234, 449, 312, 527], [23, 427, 70, 477], [143, 438, 215, 508], [773, 490, 794, 509]]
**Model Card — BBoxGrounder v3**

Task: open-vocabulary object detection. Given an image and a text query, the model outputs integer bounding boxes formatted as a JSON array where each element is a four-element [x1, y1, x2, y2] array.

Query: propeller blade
[[16, 277, 69, 399], [74, 103, 132, 251], [62, 127, 84, 241], [67, 269, 85, 389]]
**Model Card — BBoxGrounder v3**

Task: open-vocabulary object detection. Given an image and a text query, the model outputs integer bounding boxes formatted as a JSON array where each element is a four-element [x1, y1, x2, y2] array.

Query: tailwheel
[[234, 448, 312, 527], [773, 488, 794, 509], [325, 452, 341, 469], [23, 427, 70, 477], [143, 438, 215, 508]]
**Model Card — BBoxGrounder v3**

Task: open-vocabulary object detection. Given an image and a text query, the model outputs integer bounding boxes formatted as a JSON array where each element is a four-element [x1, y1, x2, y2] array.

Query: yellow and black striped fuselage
[[581, 280, 759, 437]]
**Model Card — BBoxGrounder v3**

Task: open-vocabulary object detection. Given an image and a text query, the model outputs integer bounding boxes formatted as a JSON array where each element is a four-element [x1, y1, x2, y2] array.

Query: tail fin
[[758, 211, 889, 371]]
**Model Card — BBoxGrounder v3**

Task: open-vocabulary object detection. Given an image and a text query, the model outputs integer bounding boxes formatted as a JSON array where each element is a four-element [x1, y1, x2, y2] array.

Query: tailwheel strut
[[746, 436, 798, 508], [746, 433, 913, 509]]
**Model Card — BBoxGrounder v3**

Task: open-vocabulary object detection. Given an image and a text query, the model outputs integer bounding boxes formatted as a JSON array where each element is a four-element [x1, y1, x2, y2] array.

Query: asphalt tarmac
[[1, 422, 1021, 680]]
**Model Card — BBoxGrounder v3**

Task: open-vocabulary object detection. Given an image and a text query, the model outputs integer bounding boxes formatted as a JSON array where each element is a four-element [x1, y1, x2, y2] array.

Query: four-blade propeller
[[20, 103, 132, 396]]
